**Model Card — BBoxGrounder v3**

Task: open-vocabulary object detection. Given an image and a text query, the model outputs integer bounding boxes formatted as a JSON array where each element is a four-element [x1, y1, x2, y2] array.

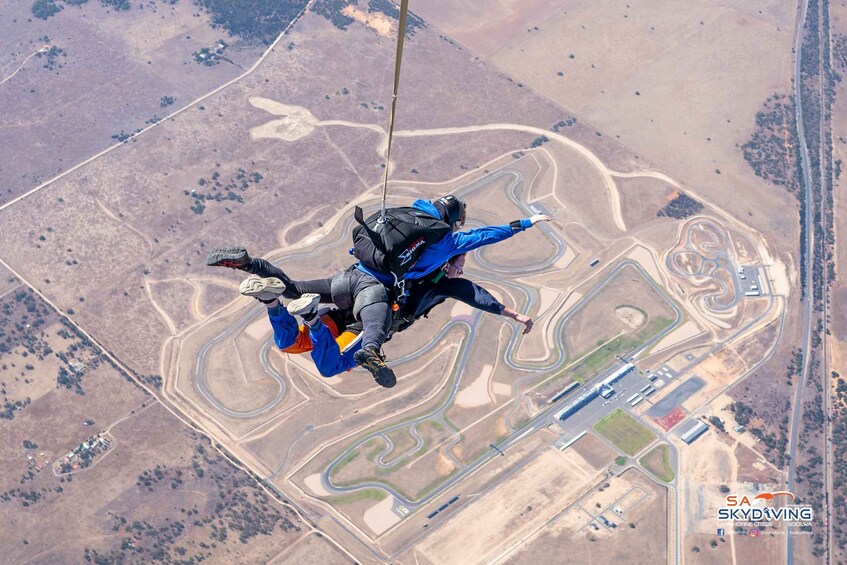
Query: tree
[[32, 0, 62, 19]]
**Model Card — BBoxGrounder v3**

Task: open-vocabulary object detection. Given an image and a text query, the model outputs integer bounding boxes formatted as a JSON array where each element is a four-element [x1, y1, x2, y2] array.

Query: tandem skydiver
[[232, 253, 533, 383], [206, 194, 549, 386]]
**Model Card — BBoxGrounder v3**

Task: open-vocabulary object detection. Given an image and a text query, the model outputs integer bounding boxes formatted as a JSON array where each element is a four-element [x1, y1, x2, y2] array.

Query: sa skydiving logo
[[398, 237, 426, 265], [717, 491, 813, 522]]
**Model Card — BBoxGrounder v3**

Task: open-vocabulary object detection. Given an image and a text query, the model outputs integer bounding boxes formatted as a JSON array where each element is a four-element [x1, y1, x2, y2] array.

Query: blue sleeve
[[442, 218, 533, 254], [403, 219, 533, 280], [308, 322, 359, 377], [267, 306, 299, 350]]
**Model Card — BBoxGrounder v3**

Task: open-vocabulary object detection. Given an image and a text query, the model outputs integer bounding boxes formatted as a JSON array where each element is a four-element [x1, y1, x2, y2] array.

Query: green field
[[639, 443, 675, 482], [570, 317, 674, 382], [324, 488, 387, 505], [594, 409, 657, 456]]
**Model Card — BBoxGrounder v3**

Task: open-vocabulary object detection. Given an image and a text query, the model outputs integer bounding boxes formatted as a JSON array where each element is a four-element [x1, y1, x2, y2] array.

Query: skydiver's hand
[[516, 314, 533, 334], [529, 214, 551, 226]]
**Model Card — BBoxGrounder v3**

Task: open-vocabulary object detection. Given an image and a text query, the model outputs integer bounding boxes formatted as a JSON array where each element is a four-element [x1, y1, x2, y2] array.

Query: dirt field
[[504, 468, 668, 565], [570, 431, 616, 469], [268, 531, 353, 564], [617, 175, 677, 231], [0, 0, 254, 204], [2, 401, 304, 563], [413, 447, 602, 564], [564, 263, 676, 359], [449, 412, 511, 465], [832, 286, 847, 340], [685, 531, 783, 565]]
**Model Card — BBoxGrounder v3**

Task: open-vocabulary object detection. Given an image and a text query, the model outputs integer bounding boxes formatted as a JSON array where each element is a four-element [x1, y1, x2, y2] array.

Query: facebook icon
[[717, 528, 726, 537]]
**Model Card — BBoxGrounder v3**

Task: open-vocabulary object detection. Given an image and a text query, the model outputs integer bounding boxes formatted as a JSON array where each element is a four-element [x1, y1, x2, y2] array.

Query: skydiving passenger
[[236, 254, 533, 381], [206, 195, 550, 386]]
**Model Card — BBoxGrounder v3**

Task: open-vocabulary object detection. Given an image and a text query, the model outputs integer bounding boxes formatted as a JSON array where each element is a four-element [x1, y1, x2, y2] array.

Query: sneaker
[[239, 276, 285, 303], [207, 246, 250, 269], [354, 347, 396, 388], [286, 293, 320, 320]]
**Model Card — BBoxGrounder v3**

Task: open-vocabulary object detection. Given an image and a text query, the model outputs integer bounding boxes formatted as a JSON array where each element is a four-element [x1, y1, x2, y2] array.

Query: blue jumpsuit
[[266, 276, 506, 377]]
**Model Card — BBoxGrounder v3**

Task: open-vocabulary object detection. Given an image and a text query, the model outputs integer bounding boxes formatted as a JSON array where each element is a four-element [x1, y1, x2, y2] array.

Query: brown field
[[832, 286, 847, 340], [382, 429, 556, 555], [734, 443, 780, 484], [685, 531, 783, 565], [832, 2, 847, 286], [382, 428, 419, 464], [505, 468, 668, 565], [2, 399, 304, 563], [0, 268, 20, 298], [0, 0, 253, 203], [726, 296, 802, 469], [450, 413, 510, 465], [563, 262, 675, 359], [570, 431, 616, 469], [332, 420, 456, 493], [617, 175, 677, 231], [413, 447, 602, 564], [640, 443, 674, 482], [268, 531, 353, 564], [330, 438, 383, 486], [399, 448, 460, 500]]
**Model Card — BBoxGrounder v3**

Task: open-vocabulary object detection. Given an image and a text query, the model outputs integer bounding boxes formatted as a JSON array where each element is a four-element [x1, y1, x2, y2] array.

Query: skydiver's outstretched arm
[[404, 277, 533, 333], [402, 215, 551, 280]]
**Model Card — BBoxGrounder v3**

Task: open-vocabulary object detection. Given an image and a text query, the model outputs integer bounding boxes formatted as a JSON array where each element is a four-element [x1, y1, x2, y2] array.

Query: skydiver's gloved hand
[[528, 214, 551, 225], [501, 306, 533, 334], [516, 314, 533, 334]]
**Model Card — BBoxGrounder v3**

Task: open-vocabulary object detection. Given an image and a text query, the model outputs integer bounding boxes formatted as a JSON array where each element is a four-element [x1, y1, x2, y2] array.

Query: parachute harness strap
[[392, 272, 407, 304], [379, 0, 410, 224]]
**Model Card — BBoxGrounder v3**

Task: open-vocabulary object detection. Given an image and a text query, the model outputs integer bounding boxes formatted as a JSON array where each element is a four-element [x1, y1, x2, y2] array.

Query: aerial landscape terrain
[[0, 0, 844, 563]]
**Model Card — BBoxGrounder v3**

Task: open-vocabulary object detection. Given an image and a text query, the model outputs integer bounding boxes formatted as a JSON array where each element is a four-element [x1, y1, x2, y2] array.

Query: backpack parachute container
[[352, 206, 451, 278]]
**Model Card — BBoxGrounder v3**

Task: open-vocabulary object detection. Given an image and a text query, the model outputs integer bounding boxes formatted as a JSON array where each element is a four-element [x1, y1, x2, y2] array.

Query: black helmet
[[433, 195, 466, 228]]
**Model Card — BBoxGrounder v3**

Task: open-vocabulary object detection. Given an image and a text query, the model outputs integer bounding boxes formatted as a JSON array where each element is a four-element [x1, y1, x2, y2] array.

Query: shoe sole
[[287, 293, 321, 317], [354, 351, 397, 387], [207, 247, 248, 268], [239, 276, 285, 298]]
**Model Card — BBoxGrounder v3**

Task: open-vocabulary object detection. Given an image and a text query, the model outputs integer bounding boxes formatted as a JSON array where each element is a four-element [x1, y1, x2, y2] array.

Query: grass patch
[[594, 409, 657, 456], [325, 488, 387, 505], [639, 443, 675, 482], [421, 419, 444, 432], [330, 449, 359, 479], [615, 456, 628, 466], [570, 316, 674, 382], [545, 314, 676, 389], [415, 468, 460, 499], [365, 438, 386, 462]]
